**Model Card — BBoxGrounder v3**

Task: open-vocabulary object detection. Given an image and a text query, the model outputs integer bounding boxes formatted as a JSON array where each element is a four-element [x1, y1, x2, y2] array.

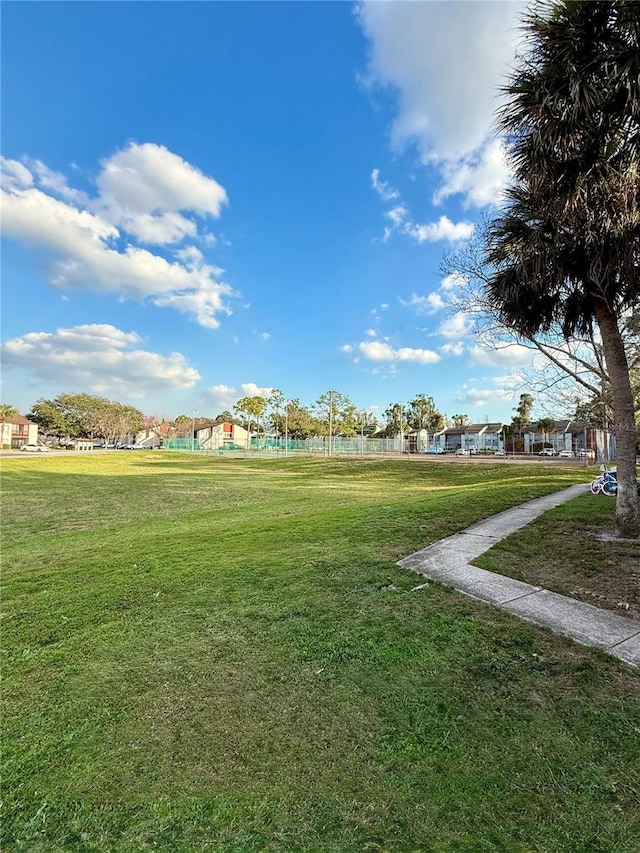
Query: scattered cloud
[[371, 167, 399, 201], [492, 372, 524, 389], [370, 168, 475, 244], [440, 272, 468, 291], [343, 340, 440, 364], [0, 143, 235, 328], [1, 157, 34, 191], [469, 344, 533, 368], [201, 382, 274, 411], [440, 341, 464, 357], [94, 142, 228, 245], [405, 216, 475, 243], [398, 292, 446, 315], [457, 386, 517, 407], [0, 323, 200, 398], [437, 312, 474, 340], [385, 205, 407, 227], [358, 1, 526, 206], [433, 139, 510, 208]]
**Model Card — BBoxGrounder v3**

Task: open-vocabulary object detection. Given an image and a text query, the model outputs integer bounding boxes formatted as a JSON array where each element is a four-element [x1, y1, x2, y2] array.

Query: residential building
[[0, 415, 38, 449]]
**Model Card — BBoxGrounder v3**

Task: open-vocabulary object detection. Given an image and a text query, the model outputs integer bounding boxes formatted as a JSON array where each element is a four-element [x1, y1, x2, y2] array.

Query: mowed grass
[[1, 453, 639, 853]]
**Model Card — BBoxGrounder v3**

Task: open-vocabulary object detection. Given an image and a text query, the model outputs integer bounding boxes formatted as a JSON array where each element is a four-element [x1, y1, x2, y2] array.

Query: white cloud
[[469, 344, 533, 367], [343, 340, 440, 364], [0, 145, 236, 328], [440, 272, 468, 291], [457, 386, 517, 407], [492, 372, 524, 389], [1, 157, 33, 191], [239, 382, 274, 397], [358, 1, 526, 206], [405, 216, 475, 243], [95, 142, 228, 245], [399, 292, 446, 314], [0, 324, 200, 398], [433, 139, 510, 208], [358, 1, 525, 159], [201, 382, 275, 412], [385, 205, 407, 226], [202, 384, 238, 411], [27, 158, 90, 205], [437, 312, 474, 340], [371, 168, 399, 201], [440, 341, 465, 357]]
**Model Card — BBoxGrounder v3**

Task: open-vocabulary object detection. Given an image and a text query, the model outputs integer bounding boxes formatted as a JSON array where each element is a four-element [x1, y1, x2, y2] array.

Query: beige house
[[195, 421, 249, 449], [0, 415, 38, 449]]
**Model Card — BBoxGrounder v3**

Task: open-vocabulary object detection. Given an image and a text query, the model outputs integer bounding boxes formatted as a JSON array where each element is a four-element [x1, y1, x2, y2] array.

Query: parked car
[[20, 444, 49, 452], [577, 448, 596, 459], [425, 446, 445, 454], [455, 448, 469, 456], [557, 450, 574, 458], [538, 448, 556, 456]]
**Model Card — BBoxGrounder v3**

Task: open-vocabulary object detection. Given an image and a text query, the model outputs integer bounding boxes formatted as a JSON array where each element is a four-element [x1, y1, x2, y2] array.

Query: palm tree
[[485, 1, 639, 536]]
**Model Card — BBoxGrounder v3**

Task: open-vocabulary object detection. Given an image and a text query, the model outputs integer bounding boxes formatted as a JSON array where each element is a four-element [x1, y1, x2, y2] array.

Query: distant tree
[[27, 394, 143, 441], [451, 414, 469, 428], [537, 417, 556, 449], [28, 399, 71, 438], [174, 415, 191, 437], [0, 403, 17, 421], [143, 415, 161, 431], [356, 410, 379, 436], [515, 394, 534, 425], [314, 391, 356, 436], [270, 399, 316, 439], [383, 403, 406, 436], [406, 394, 444, 431], [267, 389, 285, 434], [234, 396, 267, 438]]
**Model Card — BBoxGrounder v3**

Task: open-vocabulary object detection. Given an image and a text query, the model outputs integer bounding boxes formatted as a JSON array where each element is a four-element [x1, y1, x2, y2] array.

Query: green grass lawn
[[2, 453, 639, 852]]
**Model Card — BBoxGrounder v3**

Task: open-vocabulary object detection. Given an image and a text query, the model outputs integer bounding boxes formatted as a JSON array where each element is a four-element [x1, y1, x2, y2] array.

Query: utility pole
[[285, 402, 289, 458], [328, 390, 333, 457]]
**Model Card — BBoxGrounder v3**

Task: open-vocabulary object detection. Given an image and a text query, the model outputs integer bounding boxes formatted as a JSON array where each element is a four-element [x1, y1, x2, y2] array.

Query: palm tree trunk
[[594, 302, 639, 538]]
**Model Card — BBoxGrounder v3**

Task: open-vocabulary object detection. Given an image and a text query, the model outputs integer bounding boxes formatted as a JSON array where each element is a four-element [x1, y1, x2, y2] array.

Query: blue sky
[[1, 0, 536, 425]]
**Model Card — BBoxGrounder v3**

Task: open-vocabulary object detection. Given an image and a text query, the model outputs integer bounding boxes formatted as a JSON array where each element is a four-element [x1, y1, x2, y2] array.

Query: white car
[[577, 448, 596, 459], [455, 448, 469, 456], [557, 450, 574, 458], [20, 444, 49, 452], [538, 448, 556, 456]]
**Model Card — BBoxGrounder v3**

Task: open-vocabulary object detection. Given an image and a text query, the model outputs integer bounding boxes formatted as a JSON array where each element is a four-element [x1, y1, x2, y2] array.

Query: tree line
[[10, 384, 635, 449], [18, 391, 454, 443]]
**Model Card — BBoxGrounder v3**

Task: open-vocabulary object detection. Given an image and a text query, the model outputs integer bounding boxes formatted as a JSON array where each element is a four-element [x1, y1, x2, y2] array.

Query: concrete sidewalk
[[398, 485, 640, 668]]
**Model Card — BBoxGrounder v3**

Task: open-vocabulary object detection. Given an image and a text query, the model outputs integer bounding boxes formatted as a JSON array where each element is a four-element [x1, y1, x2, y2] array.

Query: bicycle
[[590, 466, 617, 496]]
